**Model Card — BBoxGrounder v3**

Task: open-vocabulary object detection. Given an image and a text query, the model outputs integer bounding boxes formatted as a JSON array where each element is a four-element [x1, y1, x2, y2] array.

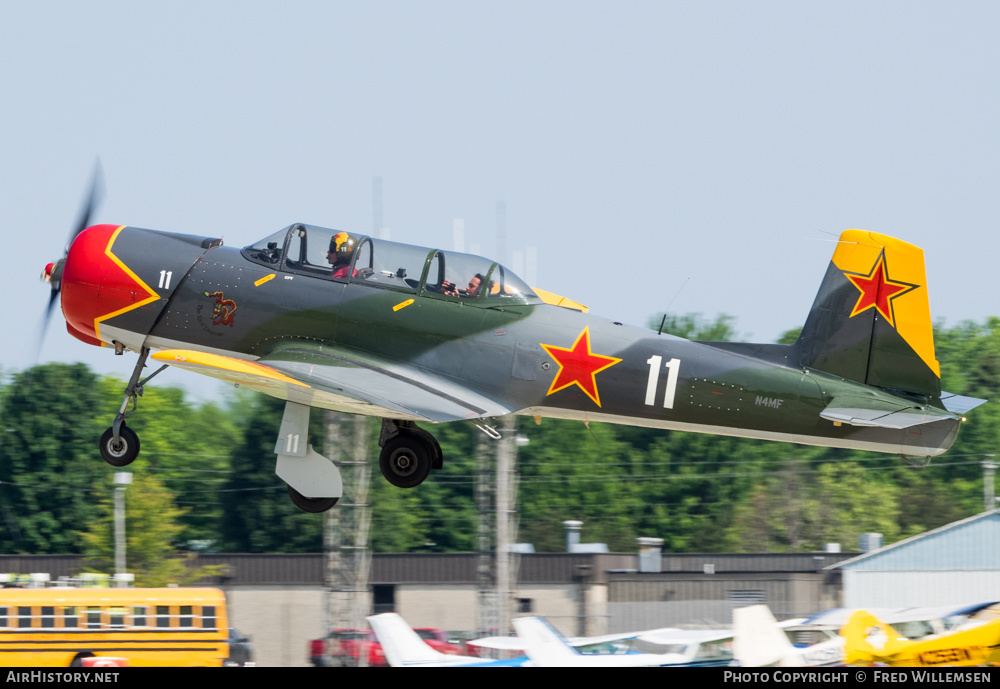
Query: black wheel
[[287, 485, 338, 513], [410, 426, 443, 470], [99, 425, 140, 467], [70, 653, 93, 667], [379, 433, 432, 488]]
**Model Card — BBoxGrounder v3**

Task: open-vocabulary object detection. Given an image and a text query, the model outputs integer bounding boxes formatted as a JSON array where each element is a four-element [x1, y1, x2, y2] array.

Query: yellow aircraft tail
[[793, 230, 940, 397], [840, 610, 910, 666], [842, 608, 1000, 667]]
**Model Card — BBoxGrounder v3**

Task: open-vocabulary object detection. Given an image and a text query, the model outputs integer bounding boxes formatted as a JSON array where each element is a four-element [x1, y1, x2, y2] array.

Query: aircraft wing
[[151, 346, 513, 423], [820, 395, 962, 429], [469, 627, 682, 651]]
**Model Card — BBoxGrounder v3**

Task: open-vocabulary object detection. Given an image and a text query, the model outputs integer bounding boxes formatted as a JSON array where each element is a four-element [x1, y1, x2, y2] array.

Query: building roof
[[827, 509, 1000, 572]]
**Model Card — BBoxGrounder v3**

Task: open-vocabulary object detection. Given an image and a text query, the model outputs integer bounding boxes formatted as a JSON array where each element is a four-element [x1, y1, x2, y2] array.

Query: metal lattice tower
[[476, 416, 521, 643], [322, 412, 372, 667], [475, 431, 498, 639]]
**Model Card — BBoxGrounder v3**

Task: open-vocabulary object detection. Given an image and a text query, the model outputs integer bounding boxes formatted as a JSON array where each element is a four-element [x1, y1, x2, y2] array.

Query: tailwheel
[[99, 423, 140, 467], [379, 432, 433, 488], [287, 485, 339, 513]]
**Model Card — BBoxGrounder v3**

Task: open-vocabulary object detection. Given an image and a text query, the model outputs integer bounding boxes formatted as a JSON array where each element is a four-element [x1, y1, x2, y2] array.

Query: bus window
[[180, 606, 193, 628], [132, 606, 147, 628], [0, 607, 7, 628], [109, 607, 126, 629], [41, 606, 54, 629], [18, 607, 31, 629], [156, 606, 170, 628], [63, 607, 78, 629], [86, 607, 101, 629], [202, 606, 217, 629]]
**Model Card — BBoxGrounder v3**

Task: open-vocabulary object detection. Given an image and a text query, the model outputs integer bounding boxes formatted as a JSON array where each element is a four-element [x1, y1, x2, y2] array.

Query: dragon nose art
[[60, 224, 159, 346]]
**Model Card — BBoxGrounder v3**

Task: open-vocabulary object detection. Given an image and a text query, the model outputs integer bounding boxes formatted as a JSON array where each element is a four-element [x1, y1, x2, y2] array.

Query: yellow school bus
[[0, 587, 230, 667]]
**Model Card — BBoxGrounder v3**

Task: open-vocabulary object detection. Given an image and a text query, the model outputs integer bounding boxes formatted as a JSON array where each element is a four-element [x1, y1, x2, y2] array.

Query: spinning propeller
[[39, 162, 105, 350]]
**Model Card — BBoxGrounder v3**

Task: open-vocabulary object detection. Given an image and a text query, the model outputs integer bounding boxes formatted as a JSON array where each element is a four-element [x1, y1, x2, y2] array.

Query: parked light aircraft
[[511, 616, 736, 667], [42, 173, 986, 511], [842, 607, 1000, 667], [366, 613, 526, 667], [733, 605, 844, 667]]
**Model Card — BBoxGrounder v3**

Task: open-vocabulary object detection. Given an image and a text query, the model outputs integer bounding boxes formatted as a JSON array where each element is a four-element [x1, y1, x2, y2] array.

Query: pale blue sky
[[5, 1, 999, 401]]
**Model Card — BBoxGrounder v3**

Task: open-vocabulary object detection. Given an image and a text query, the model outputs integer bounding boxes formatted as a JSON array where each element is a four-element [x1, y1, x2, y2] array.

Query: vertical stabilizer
[[840, 610, 908, 666], [512, 616, 584, 667], [367, 613, 457, 667], [733, 605, 796, 667], [793, 230, 941, 397]]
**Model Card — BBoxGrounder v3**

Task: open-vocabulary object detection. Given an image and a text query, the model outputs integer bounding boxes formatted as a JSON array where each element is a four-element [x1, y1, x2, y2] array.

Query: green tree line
[[1, 315, 998, 566]]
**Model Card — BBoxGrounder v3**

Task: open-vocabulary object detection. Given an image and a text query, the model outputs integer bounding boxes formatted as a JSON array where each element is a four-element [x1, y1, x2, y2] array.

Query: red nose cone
[[60, 224, 158, 346]]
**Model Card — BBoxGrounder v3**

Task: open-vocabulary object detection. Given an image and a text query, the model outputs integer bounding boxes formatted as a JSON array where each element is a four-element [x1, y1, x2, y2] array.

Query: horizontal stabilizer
[[941, 391, 988, 415], [820, 395, 959, 429]]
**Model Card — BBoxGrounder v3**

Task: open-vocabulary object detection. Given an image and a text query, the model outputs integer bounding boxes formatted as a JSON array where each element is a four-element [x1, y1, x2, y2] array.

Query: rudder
[[793, 230, 940, 398]]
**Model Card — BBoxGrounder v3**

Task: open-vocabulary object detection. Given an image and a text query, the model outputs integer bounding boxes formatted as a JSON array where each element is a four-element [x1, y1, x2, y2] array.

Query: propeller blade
[[35, 289, 61, 361], [65, 159, 105, 254], [39, 161, 105, 358]]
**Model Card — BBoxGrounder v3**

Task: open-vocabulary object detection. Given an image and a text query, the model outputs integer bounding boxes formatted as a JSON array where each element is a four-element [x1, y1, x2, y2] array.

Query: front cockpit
[[242, 223, 541, 306]]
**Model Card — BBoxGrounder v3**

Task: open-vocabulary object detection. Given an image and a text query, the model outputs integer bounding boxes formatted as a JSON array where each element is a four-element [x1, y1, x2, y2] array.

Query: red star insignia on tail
[[844, 251, 919, 327], [540, 327, 621, 407]]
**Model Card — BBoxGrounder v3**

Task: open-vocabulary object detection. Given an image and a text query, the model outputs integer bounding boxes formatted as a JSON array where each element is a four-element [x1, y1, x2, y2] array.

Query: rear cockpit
[[242, 223, 541, 306]]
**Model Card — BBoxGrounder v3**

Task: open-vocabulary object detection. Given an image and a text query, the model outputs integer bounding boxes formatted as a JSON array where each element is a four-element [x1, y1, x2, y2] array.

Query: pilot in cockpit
[[328, 232, 357, 279], [442, 273, 484, 298]]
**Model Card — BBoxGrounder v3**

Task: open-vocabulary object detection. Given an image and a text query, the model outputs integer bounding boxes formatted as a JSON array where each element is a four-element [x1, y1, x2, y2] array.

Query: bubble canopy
[[242, 224, 540, 305]]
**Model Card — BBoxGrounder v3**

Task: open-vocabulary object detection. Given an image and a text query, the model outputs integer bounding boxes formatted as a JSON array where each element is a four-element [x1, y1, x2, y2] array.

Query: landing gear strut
[[377, 420, 442, 488], [98, 347, 167, 467]]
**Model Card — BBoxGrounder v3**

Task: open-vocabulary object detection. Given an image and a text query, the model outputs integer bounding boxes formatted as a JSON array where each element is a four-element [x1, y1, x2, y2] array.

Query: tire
[[410, 426, 443, 470], [99, 425, 140, 467], [287, 485, 339, 513], [379, 433, 432, 488]]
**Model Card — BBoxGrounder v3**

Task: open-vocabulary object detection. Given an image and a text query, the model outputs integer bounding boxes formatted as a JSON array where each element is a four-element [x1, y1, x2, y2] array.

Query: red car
[[309, 629, 387, 667], [414, 628, 469, 656]]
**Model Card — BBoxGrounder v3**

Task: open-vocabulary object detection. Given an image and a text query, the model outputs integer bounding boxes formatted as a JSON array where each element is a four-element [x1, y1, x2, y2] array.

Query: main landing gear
[[96, 351, 344, 514], [377, 420, 443, 489], [98, 347, 167, 468]]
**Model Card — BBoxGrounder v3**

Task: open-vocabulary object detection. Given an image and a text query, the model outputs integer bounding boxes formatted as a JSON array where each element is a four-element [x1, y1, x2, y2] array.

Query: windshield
[[242, 225, 368, 280], [243, 227, 289, 267]]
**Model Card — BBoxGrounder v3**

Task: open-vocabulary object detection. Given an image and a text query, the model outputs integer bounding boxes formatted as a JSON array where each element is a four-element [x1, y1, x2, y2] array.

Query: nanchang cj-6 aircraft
[[41, 191, 986, 512]]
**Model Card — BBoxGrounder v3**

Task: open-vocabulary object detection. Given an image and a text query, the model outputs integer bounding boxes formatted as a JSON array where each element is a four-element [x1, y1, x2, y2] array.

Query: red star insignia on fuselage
[[539, 327, 622, 407], [844, 251, 919, 328]]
